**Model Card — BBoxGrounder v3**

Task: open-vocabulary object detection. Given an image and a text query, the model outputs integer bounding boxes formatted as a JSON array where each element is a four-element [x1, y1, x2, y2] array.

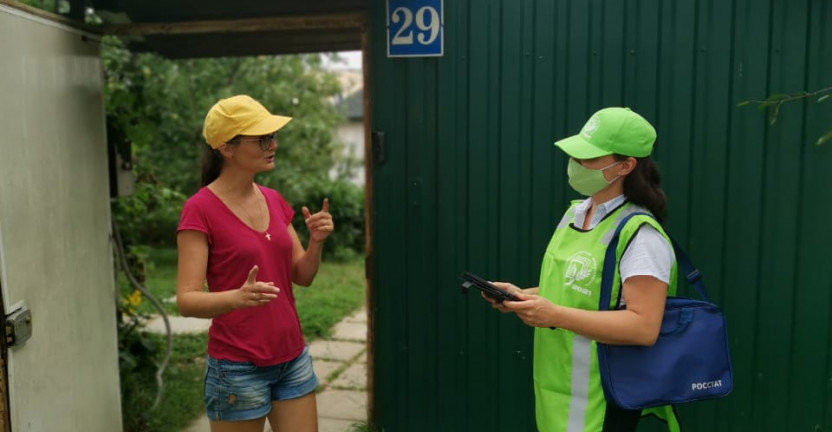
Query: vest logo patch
[[564, 251, 596, 296]]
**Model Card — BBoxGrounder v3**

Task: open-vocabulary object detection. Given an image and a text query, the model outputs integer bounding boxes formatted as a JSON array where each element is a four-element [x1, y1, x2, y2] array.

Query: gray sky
[[323, 50, 362, 70]]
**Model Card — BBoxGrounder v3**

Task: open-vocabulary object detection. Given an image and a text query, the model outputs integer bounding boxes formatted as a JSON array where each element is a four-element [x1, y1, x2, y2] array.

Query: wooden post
[[361, 20, 375, 426]]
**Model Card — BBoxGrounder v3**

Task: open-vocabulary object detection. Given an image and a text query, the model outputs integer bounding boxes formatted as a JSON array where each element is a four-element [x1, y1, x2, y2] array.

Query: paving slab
[[184, 408, 363, 431], [144, 315, 211, 335], [316, 390, 367, 421], [309, 340, 365, 362], [330, 363, 367, 390], [314, 359, 343, 384], [345, 308, 367, 323], [182, 412, 209, 432], [332, 321, 367, 341], [182, 413, 306, 432]]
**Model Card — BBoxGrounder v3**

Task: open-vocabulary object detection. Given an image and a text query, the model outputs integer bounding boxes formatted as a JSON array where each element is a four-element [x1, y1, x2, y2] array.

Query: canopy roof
[[89, 0, 366, 58]]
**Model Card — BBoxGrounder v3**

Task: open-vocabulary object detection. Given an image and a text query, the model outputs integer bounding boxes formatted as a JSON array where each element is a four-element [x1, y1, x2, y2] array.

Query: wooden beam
[[100, 12, 366, 36], [133, 29, 363, 58]]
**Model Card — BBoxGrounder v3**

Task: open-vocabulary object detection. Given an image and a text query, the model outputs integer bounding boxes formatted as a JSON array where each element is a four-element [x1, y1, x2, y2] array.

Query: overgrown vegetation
[[102, 35, 364, 249], [120, 333, 208, 432]]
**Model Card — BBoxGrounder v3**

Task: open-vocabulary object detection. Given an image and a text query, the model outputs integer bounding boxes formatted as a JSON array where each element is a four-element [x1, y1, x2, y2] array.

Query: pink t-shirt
[[177, 185, 304, 366]]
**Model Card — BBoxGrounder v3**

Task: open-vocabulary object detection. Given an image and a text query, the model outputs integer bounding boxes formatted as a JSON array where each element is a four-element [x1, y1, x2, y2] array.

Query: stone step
[[308, 340, 365, 362], [144, 315, 211, 335]]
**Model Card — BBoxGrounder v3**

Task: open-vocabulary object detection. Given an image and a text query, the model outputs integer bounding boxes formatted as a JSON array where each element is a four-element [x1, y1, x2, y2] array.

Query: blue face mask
[[567, 158, 622, 196]]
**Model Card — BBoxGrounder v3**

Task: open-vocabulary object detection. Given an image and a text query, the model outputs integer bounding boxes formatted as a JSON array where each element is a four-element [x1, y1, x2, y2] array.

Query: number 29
[[391, 6, 441, 46]]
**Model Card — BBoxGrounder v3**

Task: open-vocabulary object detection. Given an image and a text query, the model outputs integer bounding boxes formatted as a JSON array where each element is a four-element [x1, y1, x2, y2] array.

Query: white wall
[[334, 121, 365, 185], [0, 5, 122, 431]]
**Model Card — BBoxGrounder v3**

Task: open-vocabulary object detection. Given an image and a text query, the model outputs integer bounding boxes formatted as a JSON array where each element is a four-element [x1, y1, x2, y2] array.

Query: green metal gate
[[368, 0, 832, 430]]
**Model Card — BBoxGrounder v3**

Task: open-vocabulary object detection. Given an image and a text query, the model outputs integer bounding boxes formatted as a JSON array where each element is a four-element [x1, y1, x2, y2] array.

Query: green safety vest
[[534, 201, 681, 432]]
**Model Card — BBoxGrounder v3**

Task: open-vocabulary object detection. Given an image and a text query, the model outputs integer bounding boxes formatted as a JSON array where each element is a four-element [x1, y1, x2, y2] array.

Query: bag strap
[[599, 212, 711, 312]]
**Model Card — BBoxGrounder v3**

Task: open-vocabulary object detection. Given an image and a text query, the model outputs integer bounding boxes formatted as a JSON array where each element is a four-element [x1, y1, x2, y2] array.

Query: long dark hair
[[200, 137, 239, 187], [614, 154, 667, 222]]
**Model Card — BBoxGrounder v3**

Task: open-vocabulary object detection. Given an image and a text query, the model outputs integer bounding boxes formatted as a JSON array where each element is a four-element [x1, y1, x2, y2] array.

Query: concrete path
[[145, 307, 368, 432]]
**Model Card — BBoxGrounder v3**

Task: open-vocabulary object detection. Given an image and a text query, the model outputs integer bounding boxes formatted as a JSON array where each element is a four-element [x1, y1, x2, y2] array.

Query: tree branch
[[740, 85, 832, 105]]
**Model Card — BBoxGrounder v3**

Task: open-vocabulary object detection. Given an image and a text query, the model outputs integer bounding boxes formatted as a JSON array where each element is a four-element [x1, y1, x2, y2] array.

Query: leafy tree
[[103, 37, 345, 197], [100, 36, 361, 247]]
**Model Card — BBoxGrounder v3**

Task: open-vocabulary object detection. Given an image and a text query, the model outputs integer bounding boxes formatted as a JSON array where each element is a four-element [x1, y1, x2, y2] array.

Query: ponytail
[[615, 154, 667, 222], [200, 137, 239, 187], [200, 147, 223, 187]]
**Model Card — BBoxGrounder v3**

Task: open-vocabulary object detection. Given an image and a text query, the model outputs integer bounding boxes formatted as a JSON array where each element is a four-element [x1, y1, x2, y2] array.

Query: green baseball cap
[[554, 107, 656, 159]]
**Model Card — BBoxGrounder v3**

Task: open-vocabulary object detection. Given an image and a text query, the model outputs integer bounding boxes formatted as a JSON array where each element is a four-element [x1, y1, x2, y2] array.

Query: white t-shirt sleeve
[[619, 224, 674, 285]]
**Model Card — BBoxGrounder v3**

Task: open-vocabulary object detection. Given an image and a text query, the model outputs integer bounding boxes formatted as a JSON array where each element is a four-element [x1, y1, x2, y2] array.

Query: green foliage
[[102, 36, 362, 253], [12, 0, 62, 12], [816, 130, 832, 147], [738, 85, 832, 145], [349, 421, 381, 432], [282, 177, 366, 262], [116, 274, 164, 431], [121, 333, 208, 432], [102, 36, 345, 196], [112, 165, 187, 247], [117, 311, 157, 377]]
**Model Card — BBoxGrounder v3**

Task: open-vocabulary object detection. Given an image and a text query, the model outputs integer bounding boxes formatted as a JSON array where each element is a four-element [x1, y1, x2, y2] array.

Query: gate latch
[[6, 307, 32, 348]]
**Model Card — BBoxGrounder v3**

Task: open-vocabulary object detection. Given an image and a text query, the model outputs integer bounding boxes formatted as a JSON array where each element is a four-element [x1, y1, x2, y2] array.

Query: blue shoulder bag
[[597, 212, 734, 410]]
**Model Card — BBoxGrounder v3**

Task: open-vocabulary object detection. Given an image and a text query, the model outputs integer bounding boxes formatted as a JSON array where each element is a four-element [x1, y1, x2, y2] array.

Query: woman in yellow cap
[[176, 95, 333, 432], [483, 107, 680, 432]]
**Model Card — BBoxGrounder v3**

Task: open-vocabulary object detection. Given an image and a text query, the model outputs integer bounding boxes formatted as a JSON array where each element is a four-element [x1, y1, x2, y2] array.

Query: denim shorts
[[204, 345, 318, 421]]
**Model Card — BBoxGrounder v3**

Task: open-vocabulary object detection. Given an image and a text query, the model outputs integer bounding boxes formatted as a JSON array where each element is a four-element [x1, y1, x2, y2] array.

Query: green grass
[[119, 247, 366, 431], [347, 421, 380, 432], [294, 258, 367, 340], [139, 247, 180, 315], [134, 247, 367, 340], [132, 247, 367, 332], [121, 333, 208, 432]]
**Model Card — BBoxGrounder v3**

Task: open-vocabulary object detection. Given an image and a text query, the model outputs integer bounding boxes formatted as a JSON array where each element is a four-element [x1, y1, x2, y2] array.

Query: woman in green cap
[[483, 107, 680, 432]]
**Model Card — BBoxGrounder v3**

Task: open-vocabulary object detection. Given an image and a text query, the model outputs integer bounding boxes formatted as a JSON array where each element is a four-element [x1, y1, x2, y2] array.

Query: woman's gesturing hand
[[236, 265, 280, 309], [503, 292, 558, 328], [302, 198, 335, 243]]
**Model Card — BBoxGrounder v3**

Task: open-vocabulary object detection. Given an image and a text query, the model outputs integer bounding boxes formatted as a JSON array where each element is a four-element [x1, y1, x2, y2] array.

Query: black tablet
[[460, 271, 520, 303]]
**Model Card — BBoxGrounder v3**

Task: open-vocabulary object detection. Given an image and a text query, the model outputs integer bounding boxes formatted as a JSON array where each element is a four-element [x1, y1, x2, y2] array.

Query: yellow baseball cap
[[202, 95, 292, 149]]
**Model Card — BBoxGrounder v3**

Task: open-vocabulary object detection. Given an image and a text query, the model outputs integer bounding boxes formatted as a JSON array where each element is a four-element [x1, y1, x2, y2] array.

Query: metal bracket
[[372, 131, 386, 165], [5, 308, 31, 348]]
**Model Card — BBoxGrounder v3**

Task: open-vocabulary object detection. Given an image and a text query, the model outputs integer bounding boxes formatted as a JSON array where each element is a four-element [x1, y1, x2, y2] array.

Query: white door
[[0, 4, 123, 431]]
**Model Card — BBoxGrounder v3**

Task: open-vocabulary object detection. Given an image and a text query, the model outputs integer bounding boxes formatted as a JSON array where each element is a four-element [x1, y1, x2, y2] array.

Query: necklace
[[254, 187, 271, 240], [225, 184, 270, 240]]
